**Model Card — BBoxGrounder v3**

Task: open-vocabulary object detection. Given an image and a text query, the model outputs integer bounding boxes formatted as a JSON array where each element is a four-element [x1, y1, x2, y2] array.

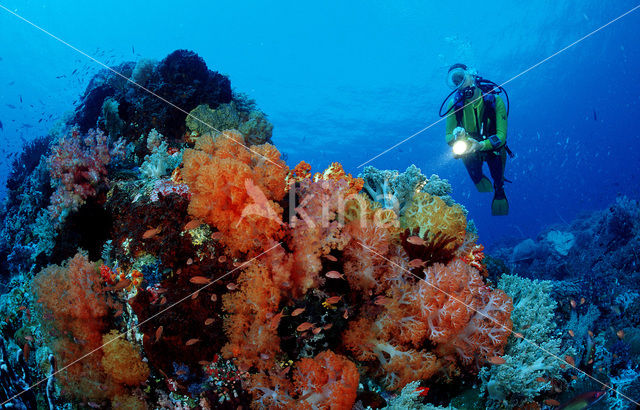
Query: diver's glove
[[452, 126, 466, 140]]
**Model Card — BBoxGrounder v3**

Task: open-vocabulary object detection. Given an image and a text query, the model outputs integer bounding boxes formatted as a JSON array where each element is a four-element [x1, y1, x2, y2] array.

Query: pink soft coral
[[47, 129, 112, 221], [343, 258, 512, 390]]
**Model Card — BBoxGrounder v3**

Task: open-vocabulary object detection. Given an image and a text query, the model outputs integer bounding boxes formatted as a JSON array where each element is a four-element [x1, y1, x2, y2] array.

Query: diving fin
[[475, 176, 493, 193], [492, 189, 509, 216]]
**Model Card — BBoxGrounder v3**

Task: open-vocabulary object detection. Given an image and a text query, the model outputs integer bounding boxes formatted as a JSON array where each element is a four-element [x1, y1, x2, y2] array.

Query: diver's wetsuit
[[445, 92, 508, 194]]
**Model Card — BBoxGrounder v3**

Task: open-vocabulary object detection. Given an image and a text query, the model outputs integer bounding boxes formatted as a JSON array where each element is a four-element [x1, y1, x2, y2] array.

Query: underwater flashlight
[[452, 139, 468, 156]]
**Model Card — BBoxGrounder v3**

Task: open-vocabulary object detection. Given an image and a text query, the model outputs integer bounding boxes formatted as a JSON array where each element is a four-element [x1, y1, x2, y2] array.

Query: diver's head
[[447, 63, 477, 91]]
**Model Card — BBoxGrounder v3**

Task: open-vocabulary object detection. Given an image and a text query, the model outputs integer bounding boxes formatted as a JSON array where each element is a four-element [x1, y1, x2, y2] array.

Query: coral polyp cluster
[[0, 50, 516, 409]]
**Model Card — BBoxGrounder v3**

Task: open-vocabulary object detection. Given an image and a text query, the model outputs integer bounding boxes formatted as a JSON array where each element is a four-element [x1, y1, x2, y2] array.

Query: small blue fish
[[0, 119, 3, 131]]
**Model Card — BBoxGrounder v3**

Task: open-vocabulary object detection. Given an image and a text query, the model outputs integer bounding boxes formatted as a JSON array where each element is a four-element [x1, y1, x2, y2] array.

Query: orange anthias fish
[[155, 326, 163, 342], [296, 322, 314, 332], [406, 236, 425, 246], [487, 356, 506, 365], [103, 278, 132, 293], [325, 271, 344, 279], [558, 391, 607, 409], [189, 276, 211, 285], [291, 308, 306, 316], [184, 219, 202, 230], [564, 355, 575, 367], [142, 226, 162, 239]]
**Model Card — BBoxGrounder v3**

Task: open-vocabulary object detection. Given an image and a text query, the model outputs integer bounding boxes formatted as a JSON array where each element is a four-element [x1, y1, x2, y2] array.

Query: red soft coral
[[182, 131, 288, 255]]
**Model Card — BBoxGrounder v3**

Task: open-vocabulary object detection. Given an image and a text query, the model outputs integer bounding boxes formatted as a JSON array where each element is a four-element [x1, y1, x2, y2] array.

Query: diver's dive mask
[[447, 63, 477, 94]]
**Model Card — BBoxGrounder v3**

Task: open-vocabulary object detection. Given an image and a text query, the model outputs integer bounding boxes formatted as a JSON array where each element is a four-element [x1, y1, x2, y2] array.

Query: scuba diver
[[439, 63, 512, 216]]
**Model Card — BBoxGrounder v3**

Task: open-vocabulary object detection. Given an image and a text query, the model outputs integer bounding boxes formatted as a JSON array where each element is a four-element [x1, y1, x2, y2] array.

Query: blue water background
[[0, 0, 639, 247]]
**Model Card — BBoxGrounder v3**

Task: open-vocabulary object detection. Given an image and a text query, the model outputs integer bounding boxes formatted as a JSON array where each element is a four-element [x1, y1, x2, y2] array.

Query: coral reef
[[0, 50, 537, 409]]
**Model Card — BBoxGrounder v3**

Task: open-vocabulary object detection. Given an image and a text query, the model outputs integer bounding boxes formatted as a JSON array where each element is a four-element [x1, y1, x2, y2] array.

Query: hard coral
[[182, 130, 288, 255]]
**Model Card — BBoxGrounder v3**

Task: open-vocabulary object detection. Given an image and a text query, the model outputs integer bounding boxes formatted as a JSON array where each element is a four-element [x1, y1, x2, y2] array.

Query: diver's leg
[[487, 152, 505, 190], [487, 151, 509, 215], [463, 154, 492, 192]]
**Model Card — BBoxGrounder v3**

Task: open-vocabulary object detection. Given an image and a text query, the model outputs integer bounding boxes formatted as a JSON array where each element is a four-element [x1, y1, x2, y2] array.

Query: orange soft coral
[[101, 330, 150, 386], [286, 160, 313, 187], [287, 178, 352, 296], [293, 351, 359, 409], [401, 192, 467, 252], [32, 253, 113, 400], [313, 162, 364, 196], [221, 261, 282, 371], [182, 130, 288, 255]]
